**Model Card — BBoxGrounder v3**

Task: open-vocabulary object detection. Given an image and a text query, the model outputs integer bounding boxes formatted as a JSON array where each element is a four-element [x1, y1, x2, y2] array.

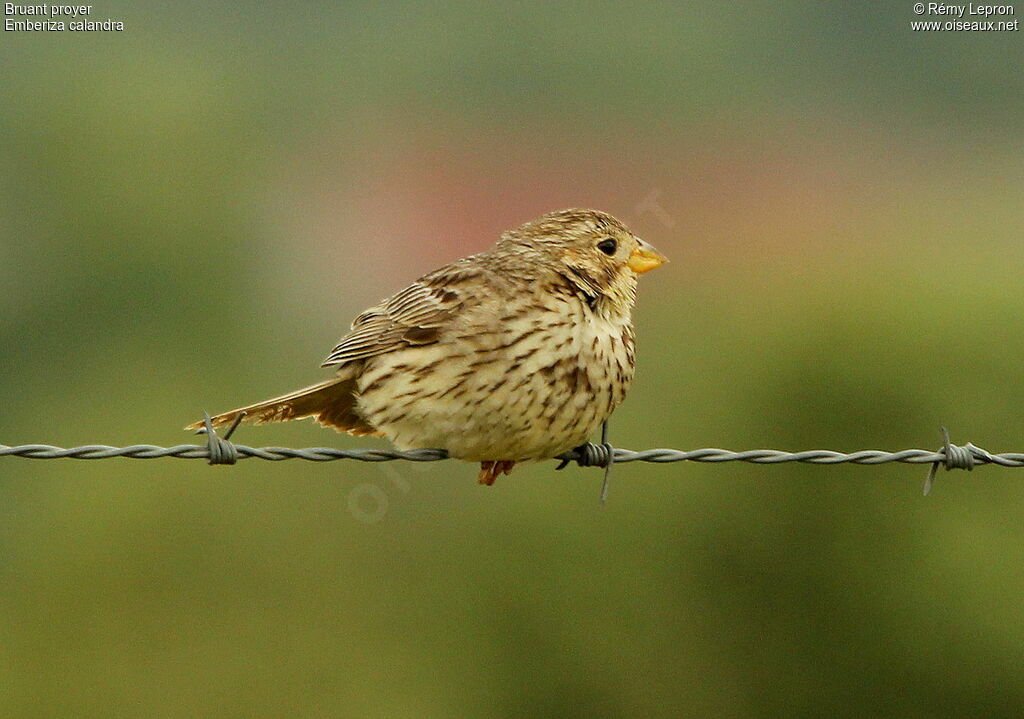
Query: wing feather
[[320, 260, 482, 368]]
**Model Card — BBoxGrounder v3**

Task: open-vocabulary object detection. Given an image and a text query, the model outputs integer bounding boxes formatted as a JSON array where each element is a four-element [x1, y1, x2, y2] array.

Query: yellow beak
[[627, 239, 668, 274]]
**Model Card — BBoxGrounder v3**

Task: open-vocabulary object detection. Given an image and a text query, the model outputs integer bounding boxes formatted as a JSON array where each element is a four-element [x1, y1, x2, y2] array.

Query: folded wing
[[320, 260, 480, 368]]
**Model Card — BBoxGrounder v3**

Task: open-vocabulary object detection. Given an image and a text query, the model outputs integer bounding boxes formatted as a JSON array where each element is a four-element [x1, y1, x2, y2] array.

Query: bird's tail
[[184, 373, 379, 436]]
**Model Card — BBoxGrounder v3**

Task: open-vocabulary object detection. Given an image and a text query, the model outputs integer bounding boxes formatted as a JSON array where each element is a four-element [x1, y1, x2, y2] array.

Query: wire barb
[[923, 426, 995, 495], [599, 421, 612, 504], [194, 411, 246, 465], [554, 438, 612, 467], [553, 421, 614, 502]]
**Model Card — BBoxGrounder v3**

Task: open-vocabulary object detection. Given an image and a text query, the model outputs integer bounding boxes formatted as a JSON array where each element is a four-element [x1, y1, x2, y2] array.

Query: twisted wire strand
[[2, 422, 1012, 497], [0, 444, 451, 462], [2, 443, 1023, 466]]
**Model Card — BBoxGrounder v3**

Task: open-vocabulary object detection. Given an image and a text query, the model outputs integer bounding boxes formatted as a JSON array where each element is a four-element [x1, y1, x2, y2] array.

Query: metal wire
[[2, 426, 1022, 468], [0, 444, 452, 462], [4, 443, 1024, 466], [2, 419, 1020, 496]]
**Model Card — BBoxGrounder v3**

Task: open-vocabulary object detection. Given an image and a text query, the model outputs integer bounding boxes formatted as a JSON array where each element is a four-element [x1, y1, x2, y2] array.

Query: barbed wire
[[0, 416, 1020, 495], [6, 442, 1024, 467]]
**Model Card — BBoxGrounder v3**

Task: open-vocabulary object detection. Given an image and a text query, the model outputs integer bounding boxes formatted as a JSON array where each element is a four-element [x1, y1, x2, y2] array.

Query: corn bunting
[[187, 209, 666, 484]]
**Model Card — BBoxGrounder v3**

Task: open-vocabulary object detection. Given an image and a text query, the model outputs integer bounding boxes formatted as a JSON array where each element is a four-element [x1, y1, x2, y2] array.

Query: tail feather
[[185, 374, 379, 436]]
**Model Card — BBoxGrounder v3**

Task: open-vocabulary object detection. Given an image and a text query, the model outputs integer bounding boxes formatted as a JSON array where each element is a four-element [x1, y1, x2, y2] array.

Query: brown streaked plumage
[[186, 208, 667, 484]]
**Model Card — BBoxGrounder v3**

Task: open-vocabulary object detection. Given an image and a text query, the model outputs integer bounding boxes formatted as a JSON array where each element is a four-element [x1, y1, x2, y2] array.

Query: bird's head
[[497, 208, 667, 318]]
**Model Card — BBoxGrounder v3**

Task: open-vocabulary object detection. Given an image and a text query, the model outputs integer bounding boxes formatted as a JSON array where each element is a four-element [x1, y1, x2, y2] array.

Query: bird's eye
[[597, 239, 617, 256]]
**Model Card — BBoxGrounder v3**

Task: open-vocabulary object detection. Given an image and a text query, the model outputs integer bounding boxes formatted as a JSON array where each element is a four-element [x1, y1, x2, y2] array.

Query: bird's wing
[[320, 260, 482, 368]]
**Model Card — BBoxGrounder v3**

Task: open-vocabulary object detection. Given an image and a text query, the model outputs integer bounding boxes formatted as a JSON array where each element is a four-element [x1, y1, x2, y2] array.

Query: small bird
[[187, 209, 666, 484]]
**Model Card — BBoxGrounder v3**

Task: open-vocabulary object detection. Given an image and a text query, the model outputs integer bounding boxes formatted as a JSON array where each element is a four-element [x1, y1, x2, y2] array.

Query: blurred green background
[[2, 2, 1023, 716]]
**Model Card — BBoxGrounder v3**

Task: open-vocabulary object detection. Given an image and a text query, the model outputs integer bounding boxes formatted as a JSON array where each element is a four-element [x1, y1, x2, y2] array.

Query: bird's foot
[[478, 460, 516, 485]]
